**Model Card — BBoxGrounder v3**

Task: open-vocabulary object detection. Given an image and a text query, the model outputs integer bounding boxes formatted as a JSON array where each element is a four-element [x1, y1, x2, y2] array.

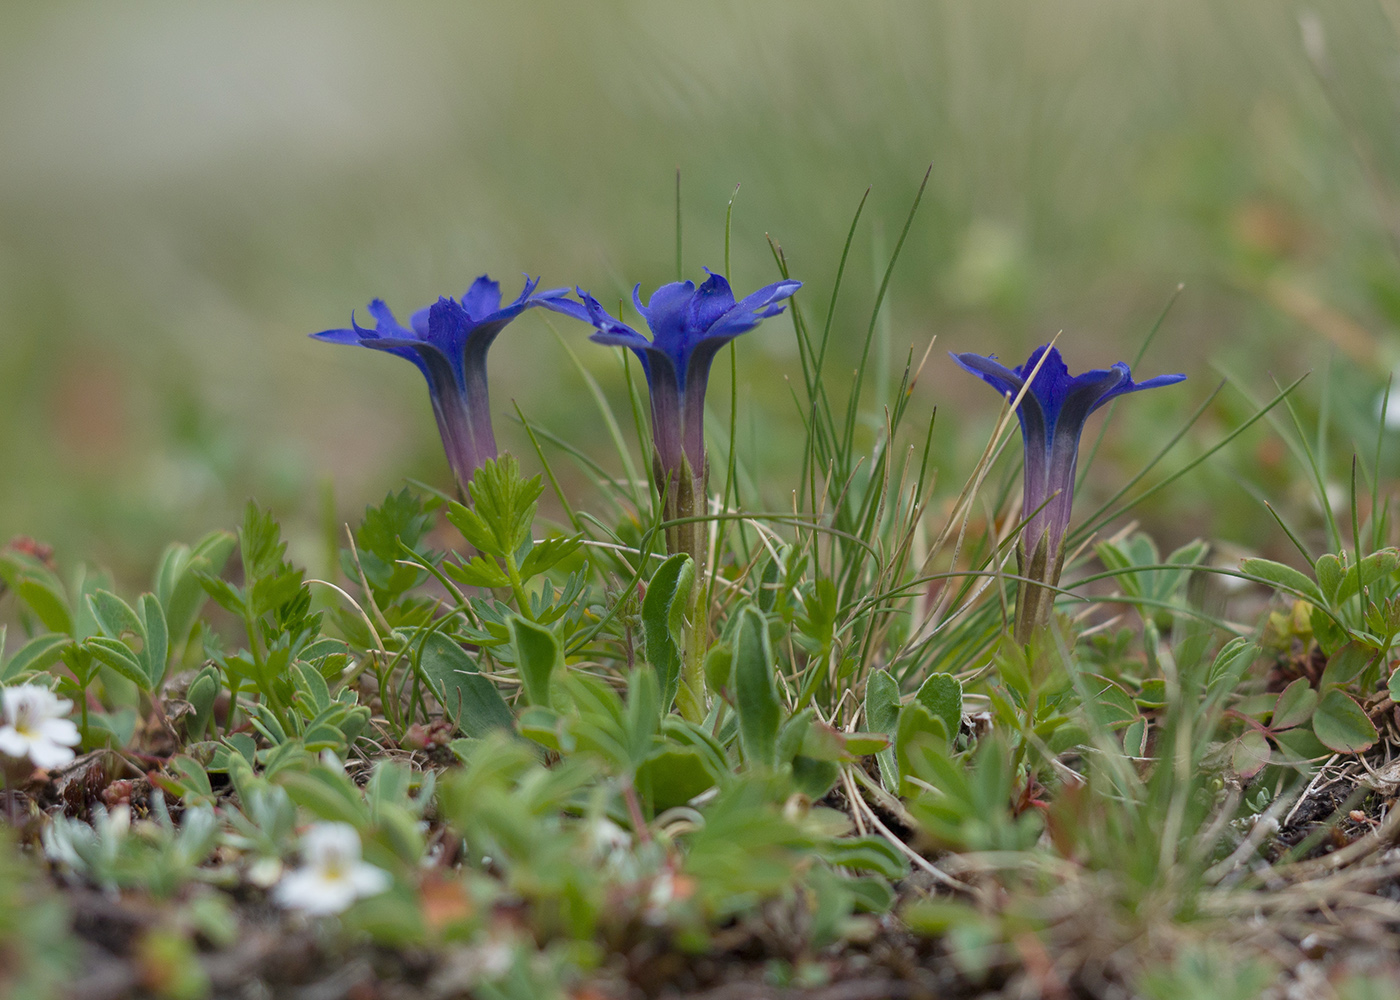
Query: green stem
[[503, 552, 535, 622]]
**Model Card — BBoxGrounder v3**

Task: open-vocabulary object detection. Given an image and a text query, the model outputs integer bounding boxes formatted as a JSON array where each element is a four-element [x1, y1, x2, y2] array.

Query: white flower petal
[[39, 718, 80, 747], [26, 738, 75, 770], [348, 862, 391, 897], [0, 727, 30, 758]]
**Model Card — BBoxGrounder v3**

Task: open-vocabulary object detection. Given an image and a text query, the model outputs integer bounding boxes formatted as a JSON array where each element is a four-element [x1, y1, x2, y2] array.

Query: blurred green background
[[2, 0, 1399, 581]]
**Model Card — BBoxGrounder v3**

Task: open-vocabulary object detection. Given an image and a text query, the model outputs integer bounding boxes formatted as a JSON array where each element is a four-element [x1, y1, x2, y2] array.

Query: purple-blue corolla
[[952, 344, 1185, 640], [312, 275, 567, 494], [547, 271, 801, 490]]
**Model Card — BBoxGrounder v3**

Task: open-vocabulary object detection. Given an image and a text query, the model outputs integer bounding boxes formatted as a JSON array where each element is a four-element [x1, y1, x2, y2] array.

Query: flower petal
[[635, 281, 697, 351], [26, 738, 74, 770], [949, 351, 1025, 399], [460, 275, 503, 321], [0, 727, 29, 758], [40, 717, 80, 747], [686, 270, 737, 333]]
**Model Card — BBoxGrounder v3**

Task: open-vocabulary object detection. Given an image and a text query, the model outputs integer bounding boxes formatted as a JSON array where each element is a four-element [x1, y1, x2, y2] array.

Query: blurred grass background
[[2, 0, 1400, 581]]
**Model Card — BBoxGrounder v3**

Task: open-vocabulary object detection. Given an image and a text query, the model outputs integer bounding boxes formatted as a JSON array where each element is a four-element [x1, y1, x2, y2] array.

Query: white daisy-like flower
[[272, 822, 391, 915], [0, 684, 80, 769]]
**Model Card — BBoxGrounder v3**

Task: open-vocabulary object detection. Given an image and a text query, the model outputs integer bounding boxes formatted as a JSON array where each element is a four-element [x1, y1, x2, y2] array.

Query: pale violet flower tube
[[273, 821, 391, 915], [0, 684, 81, 769]]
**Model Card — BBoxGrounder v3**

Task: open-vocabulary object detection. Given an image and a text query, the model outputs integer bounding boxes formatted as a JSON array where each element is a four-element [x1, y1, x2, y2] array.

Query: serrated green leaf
[[443, 554, 511, 589], [734, 605, 780, 768], [518, 533, 584, 579], [1312, 688, 1378, 754]]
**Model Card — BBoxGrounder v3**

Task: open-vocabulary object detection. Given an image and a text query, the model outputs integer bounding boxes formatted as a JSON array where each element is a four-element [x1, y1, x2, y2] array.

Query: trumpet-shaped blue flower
[[545, 271, 801, 482], [312, 275, 566, 494], [952, 344, 1185, 640]]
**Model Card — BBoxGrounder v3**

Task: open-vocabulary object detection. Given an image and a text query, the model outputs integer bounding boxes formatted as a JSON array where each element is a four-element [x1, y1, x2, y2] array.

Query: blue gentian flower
[[545, 271, 801, 483], [312, 275, 566, 494], [952, 344, 1185, 640]]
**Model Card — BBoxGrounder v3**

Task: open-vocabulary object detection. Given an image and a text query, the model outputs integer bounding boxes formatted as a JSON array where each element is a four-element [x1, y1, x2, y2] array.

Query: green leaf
[[865, 669, 901, 791], [895, 701, 948, 787], [508, 615, 563, 708], [186, 666, 221, 740], [1240, 557, 1324, 606], [291, 660, 332, 714], [87, 590, 142, 643], [443, 554, 511, 589], [518, 534, 584, 579], [84, 636, 149, 691], [636, 746, 717, 811], [776, 707, 815, 765], [703, 644, 733, 695], [1272, 725, 1330, 763], [624, 666, 662, 765], [733, 605, 781, 768], [1, 634, 70, 682], [1231, 730, 1271, 779], [278, 769, 367, 829], [416, 632, 513, 737], [1271, 678, 1318, 731], [642, 553, 694, 708], [1320, 642, 1374, 690], [450, 455, 543, 558], [1337, 549, 1400, 605], [518, 705, 568, 752], [844, 732, 891, 755], [821, 835, 909, 879], [157, 530, 236, 648], [791, 755, 840, 799], [913, 672, 962, 741], [1315, 553, 1344, 605], [16, 577, 73, 636], [1312, 689, 1378, 754], [138, 593, 168, 692]]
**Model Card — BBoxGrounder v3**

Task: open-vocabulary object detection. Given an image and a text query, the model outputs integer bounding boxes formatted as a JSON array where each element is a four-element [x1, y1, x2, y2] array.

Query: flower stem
[[660, 454, 709, 721]]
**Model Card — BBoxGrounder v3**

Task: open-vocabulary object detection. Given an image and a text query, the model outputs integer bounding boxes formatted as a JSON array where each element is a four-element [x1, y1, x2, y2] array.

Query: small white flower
[[0, 684, 80, 769], [273, 822, 390, 915]]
